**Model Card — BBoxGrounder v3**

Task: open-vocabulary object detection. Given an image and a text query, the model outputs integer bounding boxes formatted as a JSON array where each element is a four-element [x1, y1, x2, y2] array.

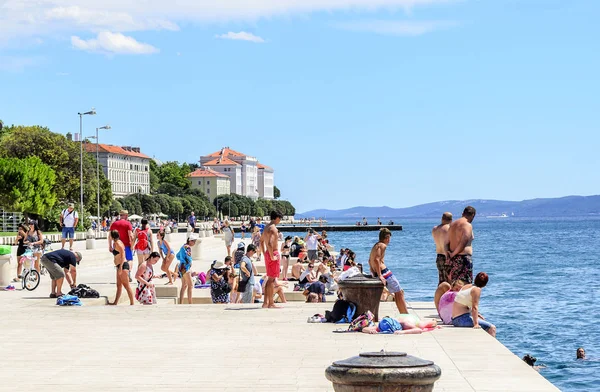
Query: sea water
[[287, 217, 600, 391]]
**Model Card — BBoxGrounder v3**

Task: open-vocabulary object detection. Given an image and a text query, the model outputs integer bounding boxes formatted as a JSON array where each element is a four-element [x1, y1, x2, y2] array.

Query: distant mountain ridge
[[297, 195, 600, 218]]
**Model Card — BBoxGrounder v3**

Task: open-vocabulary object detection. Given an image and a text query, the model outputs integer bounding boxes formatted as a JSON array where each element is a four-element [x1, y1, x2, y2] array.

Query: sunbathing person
[[434, 280, 465, 325], [451, 272, 496, 337], [299, 263, 317, 286], [362, 314, 438, 335], [291, 259, 305, 281]]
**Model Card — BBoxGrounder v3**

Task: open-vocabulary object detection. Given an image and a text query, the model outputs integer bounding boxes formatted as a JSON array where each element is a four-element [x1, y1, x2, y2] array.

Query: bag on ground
[[68, 284, 100, 298], [347, 311, 375, 332], [325, 299, 357, 323]]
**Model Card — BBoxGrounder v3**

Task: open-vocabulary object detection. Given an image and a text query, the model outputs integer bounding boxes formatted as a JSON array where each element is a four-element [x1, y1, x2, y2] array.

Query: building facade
[[187, 168, 231, 202], [84, 143, 150, 197], [200, 147, 274, 200]]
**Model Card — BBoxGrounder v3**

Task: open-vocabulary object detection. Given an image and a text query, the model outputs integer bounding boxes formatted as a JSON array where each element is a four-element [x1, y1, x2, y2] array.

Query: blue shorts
[[62, 227, 75, 239], [124, 246, 133, 261], [451, 313, 493, 331]]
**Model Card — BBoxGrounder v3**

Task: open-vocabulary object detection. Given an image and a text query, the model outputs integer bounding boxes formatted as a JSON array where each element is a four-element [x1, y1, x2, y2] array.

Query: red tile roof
[[187, 168, 229, 179], [84, 143, 150, 159], [206, 147, 247, 158], [204, 157, 240, 166], [257, 163, 273, 170]]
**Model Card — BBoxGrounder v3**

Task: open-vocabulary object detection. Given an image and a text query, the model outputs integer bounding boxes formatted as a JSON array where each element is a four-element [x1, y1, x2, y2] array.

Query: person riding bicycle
[[40, 249, 82, 298]]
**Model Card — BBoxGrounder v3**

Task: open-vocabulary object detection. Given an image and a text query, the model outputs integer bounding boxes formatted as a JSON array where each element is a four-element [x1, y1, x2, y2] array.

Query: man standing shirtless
[[432, 212, 452, 284], [368, 228, 408, 314], [445, 206, 476, 284], [260, 210, 283, 308]]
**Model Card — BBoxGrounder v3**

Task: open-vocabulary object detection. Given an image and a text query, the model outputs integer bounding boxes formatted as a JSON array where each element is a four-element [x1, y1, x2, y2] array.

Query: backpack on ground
[[325, 299, 357, 323], [69, 284, 100, 298], [347, 311, 375, 332], [136, 229, 149, 250], [56, 295, 82, 306]]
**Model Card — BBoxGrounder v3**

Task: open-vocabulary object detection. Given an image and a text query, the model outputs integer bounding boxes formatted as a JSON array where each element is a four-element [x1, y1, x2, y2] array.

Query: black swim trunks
[[436, 254, 448, 284], [445, 254, 473, 284]]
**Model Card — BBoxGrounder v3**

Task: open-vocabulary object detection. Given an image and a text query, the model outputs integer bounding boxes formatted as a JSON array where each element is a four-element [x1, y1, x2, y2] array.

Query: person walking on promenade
[[222, 220, 235, 257], [25, 221, 43, 273], [240, 220, 247, 239], [451, 271, 496, 337], [40, 249, 82, 298], [304, 229, 321, 262], [260, 210, 283, 309], [135, 252, 159, 305], [108, 230, 134, 305], [445, 206, 476, 284], [59, 202, 79, 251], [188, 211, 197, 233], [109, 210, 134, 280], [177, 234, 198, 304], [239, 244, 257, 303], [156, 231, 177, 285], [252, 226, 262, 261], [432, 212, 453, 284], [368, 228, 408, 314], [134, 219, 154, 268]]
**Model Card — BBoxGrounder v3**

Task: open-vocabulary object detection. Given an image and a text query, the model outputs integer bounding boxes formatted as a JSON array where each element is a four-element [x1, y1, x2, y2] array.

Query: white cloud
[[71, 32, 159, 55], [216, 31, 265, 43], [0, 0, 454, 42], [334, 20, 458, 36]]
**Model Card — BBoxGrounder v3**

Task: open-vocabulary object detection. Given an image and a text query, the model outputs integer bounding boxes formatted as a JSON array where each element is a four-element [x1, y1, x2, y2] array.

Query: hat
[[68, 203, 74, 208], [188, 234, 199, 242], [237, 242, 246, 249], [74, 251, 83, 264], [119, 209, 128, 215], [378, 317, 403, 334], [212, 261, 227, 270]]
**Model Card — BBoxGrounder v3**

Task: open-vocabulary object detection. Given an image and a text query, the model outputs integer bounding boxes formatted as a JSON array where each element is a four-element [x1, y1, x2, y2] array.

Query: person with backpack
[[133, 219, 154, 268], [59, 203, 79, 251], [176, 234, 198, 304]]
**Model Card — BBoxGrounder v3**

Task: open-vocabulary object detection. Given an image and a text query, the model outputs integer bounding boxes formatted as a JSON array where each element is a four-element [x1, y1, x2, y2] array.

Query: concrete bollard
[[86, 229, 96, 250], [325, 350, 442, 392], [192, 240, 202, 259], [0, 255, 12, 286], [338, 275, 385, 321]]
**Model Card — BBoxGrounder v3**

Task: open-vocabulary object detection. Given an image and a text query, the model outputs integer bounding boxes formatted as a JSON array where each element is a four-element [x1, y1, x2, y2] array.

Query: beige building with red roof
[[84, 143, 150, 197], [187, 168, 231, 202], [200, 147, 274, 200]]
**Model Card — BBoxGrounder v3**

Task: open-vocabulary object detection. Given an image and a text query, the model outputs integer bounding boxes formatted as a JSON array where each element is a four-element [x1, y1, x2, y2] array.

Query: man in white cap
[[60, 202, 79, 251]]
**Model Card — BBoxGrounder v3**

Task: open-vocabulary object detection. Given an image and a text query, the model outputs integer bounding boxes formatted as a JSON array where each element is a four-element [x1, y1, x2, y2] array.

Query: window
[[198, 180, 202, 185], [207, 188, 210, 193], [207, 180, 210, 185]]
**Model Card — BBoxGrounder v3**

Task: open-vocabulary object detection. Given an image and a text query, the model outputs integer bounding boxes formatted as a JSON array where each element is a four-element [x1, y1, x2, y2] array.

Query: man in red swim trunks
[[260, 210, 283, 308]]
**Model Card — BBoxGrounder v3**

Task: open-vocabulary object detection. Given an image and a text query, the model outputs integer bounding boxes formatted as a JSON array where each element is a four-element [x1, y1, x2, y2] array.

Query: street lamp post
[[78, 109, 96, 226]]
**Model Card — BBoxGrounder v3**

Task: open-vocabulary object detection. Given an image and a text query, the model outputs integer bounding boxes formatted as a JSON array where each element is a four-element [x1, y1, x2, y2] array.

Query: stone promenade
[[0, 234, 559, 391]]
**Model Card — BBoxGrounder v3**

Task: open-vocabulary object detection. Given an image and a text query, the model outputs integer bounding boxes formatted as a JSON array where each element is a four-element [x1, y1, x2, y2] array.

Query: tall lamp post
[[78, 109, 96, 226]]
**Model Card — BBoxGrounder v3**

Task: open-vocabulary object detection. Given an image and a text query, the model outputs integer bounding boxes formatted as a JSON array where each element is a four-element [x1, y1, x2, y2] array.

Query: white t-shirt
[[299, 269, 313, 282], [306, 235, 319, 251], [62, 209, 79, 227]]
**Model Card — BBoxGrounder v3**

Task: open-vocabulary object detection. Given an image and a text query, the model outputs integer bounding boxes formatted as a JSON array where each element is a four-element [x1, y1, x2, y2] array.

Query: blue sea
[[286, 217, 600, 391]]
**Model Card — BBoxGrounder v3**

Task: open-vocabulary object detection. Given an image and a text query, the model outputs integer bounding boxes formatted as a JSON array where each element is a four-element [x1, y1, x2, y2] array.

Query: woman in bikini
[[177, 235, 197, 304], [109, 230, 134, 305], [135, 252, 159, 305], [280, 236, 292, 280], [251, 226, 262, 261], [156, 231, 177, 285]]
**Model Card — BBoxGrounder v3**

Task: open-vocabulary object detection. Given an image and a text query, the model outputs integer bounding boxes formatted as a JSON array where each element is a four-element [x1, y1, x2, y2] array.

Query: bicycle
[[20, 247, 41, 291], [39, 239, 53, 276]]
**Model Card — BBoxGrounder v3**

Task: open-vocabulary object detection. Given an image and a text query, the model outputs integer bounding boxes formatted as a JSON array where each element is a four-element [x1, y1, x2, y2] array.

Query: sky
[[1, 0, 599, 213]]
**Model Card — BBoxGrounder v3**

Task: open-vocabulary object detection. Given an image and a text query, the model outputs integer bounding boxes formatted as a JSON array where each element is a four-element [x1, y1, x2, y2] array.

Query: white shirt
[[306, 235, 319, 251], [299, 269, 313, 282], [62, 209, 79, 227]]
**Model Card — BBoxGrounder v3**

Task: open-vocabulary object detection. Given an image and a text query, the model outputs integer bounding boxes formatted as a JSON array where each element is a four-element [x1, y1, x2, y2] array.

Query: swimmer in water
[[522, 354, 546, 371], [577, 347, 586, 360]]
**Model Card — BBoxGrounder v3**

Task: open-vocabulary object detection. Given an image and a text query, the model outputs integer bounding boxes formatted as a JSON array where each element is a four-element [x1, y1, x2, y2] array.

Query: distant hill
[[296, 195, 600, 218]]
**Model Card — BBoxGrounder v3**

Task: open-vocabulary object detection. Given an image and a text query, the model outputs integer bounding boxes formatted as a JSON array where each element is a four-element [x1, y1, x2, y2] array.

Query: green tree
[[0, 156, 57, 214], [110, 199, 123, 216], [156, 161, 189, 189], [149, 159, 160, 193], [157, 182, 182, 197], [273, 186, 281, 199], [0, 125, 113, 216]]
